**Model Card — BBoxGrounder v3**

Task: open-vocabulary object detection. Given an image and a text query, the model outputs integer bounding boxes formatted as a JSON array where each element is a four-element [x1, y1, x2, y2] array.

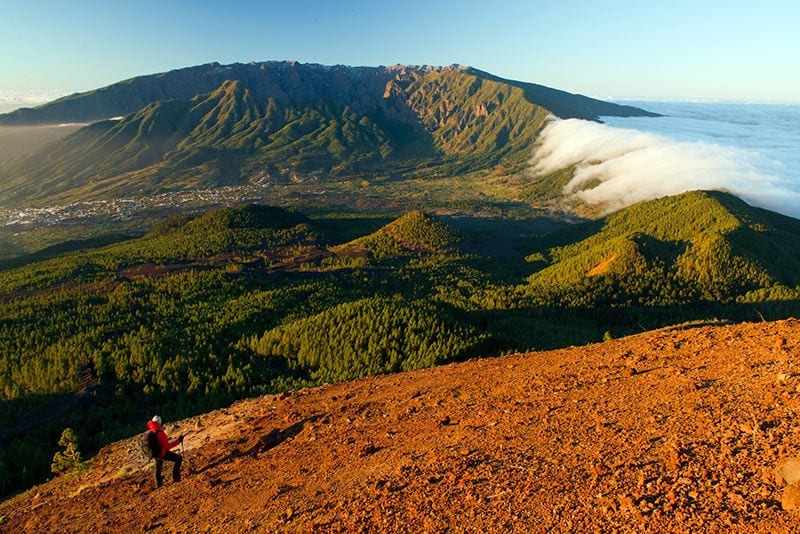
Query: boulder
[[783, 483, 800, 511], [775, 458, 800, 486]]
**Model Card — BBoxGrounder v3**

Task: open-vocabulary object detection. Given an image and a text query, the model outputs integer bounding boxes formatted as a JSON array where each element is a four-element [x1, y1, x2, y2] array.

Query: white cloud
[[0, 90, 73, 114], [531, 118, 800, 218]]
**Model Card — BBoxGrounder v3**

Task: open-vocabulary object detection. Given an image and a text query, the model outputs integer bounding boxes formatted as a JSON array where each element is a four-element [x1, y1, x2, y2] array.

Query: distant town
[[0, 182, 310, 228]]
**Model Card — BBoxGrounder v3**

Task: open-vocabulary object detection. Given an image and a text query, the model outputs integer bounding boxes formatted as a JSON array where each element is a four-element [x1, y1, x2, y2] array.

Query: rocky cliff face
[[0, 61, 655, 126]]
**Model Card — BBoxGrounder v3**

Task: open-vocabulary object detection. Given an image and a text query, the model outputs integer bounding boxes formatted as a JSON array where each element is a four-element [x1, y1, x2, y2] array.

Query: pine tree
[[51, 428, 83, 474]]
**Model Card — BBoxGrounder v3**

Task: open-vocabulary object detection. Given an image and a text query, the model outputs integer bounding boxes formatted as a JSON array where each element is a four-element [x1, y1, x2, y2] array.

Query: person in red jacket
[[147, 415, 183, 487]]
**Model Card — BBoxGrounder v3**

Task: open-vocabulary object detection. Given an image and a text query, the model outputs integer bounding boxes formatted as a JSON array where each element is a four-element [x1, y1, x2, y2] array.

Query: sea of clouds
[[0, 89, 73, 114], [530, 101, 800, 218]]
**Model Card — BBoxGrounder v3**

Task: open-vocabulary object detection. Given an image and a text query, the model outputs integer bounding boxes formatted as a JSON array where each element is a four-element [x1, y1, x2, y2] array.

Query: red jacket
[[146, 420, 180, 458]]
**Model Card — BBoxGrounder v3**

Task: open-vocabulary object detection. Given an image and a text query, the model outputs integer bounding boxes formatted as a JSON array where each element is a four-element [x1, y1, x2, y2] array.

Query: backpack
[[140, 430, 161, 459]]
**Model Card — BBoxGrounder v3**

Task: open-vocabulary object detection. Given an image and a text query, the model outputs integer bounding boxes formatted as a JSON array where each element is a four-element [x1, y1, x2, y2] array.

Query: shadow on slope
[[195, 415, 323, 475]]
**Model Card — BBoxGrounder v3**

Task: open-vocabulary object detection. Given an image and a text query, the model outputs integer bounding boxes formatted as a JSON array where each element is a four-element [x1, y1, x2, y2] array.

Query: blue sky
[[1, 0, 798, 102]]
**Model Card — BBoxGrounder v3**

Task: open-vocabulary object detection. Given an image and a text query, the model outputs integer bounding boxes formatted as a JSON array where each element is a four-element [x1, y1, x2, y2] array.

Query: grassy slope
[[526, 191, 800, 302], [0, 82, 397, 202]]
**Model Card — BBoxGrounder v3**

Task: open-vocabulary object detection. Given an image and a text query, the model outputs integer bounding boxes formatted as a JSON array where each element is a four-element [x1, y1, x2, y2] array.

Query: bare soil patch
[[3, 319, 800, 532]]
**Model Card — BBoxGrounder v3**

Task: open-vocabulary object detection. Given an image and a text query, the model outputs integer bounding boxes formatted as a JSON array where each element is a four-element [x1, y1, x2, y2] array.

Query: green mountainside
[[2, 192, 798, 498], [338, 210, 462, 258], [0, 62, 655, 207], [523, 191, 800, 305]]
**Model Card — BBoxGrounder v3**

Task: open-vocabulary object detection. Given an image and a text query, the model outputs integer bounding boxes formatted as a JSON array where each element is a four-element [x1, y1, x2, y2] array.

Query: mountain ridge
[[0, 61, 658, 207], [0, 61, 657, 126]]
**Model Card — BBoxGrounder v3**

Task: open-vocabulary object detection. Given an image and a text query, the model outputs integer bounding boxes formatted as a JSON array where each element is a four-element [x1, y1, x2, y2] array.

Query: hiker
[[146, 415, 184, 487]]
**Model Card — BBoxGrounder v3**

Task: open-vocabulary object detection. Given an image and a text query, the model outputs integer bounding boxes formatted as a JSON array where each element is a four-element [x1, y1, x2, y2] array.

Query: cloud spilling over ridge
[[531, 118, 800, 218]]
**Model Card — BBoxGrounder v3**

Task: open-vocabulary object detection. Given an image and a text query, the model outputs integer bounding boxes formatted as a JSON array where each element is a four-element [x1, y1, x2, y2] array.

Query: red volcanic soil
[[3, 319, 800, 533]]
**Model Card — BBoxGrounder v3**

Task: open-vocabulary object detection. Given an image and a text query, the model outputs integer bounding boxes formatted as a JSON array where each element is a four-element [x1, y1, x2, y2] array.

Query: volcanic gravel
[[3, 319, 800, 533]]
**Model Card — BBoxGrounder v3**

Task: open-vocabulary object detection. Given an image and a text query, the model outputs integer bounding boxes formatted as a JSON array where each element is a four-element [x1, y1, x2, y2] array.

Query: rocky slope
[[2, 319, 800, 532]]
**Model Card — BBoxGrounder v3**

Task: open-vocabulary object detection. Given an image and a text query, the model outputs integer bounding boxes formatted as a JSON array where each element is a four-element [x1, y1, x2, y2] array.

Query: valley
[[0, 164, 569, 264], [1, 60, 799, 527], [3, 0, 799, 527], [1, 192, 800, 500]]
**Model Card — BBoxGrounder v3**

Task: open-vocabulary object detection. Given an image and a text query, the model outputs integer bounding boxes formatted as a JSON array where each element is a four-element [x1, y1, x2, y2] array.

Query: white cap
[[152, 415, 162, 424]]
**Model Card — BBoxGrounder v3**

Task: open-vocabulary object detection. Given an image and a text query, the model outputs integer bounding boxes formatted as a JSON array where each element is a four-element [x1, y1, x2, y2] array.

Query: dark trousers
[[153, 451, 182, 487]]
